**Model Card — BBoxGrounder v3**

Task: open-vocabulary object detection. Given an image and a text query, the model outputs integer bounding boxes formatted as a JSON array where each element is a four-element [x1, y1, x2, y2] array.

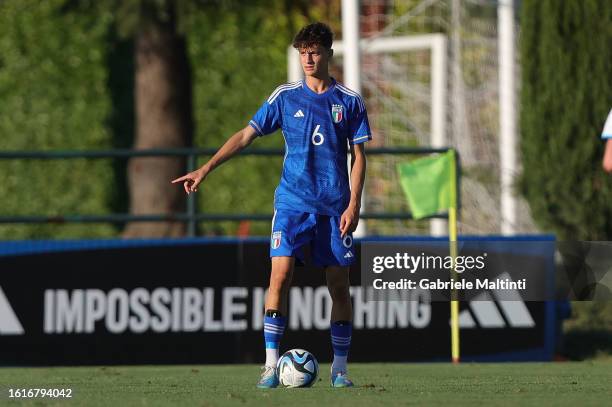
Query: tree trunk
[[123, 15, 193, 238]]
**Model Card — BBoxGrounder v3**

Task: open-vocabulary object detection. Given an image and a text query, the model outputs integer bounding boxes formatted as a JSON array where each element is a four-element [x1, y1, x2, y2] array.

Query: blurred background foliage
[[0, 0, 325, 238], [0, 0, 116, 239], [1, 0, 610, 241], [520, 0, 612, 240]]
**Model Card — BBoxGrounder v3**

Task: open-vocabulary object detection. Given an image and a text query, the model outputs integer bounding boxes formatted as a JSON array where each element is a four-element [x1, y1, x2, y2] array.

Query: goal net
[[289, 0, 539, 236]]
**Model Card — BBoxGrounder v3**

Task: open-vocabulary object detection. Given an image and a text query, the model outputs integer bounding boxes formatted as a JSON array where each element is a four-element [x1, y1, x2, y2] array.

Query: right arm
[[171, 125, 259, 194], [603, 139, 612, 173]]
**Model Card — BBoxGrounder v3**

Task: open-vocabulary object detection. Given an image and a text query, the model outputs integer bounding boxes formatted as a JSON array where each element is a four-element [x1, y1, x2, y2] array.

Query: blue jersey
[[602, 108, 612, 139], [249, 79, 371, 216]]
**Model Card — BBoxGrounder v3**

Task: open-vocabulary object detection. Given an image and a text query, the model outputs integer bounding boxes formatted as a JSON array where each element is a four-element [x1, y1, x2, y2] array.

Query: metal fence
[[0, 147, 458, 237]]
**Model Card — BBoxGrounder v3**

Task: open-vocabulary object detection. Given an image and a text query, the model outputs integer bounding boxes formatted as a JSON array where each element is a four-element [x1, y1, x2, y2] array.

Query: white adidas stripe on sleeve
[[267, 81, 302, 104]]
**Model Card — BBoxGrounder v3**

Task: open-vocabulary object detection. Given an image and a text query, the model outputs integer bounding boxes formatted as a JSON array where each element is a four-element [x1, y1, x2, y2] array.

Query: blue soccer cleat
[[257, 365, 279, 389], [331, 371, 354, 388]]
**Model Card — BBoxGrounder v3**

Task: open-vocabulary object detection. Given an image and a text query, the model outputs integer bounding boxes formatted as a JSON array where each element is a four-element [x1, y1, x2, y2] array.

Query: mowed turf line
[[0, 362, 610, 406]]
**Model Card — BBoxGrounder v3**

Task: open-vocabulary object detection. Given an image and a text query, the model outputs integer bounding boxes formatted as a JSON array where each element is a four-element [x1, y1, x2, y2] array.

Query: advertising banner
[[0, 237, 556, 365]]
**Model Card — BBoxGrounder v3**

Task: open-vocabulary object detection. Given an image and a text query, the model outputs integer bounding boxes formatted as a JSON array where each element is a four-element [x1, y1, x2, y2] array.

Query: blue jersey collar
[[302, 77, 336, 98]]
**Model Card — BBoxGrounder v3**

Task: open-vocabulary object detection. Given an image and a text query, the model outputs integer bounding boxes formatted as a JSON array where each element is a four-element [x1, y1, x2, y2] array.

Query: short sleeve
[[602, 109, 612, 139], [249, 99, 282, 137], [348, 98, 372, 145]]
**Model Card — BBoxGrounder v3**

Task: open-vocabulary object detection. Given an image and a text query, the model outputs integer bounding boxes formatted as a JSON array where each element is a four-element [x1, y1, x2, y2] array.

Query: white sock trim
[[265, 348, 279, 368], [332, 355, 348, 375]]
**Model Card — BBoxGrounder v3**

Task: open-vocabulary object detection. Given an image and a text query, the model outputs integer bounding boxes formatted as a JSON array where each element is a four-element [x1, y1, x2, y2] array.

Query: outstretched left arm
[[340, 143, 367, 237]]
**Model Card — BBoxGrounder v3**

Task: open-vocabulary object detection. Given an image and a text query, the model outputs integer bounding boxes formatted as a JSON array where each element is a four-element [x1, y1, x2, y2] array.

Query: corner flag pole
[[449, 149, 460, 364]]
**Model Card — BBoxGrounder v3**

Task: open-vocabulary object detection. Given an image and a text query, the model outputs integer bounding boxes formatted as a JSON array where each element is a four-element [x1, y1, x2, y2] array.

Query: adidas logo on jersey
[[344, 252, 353, 259], [294, 110, 305, 118]]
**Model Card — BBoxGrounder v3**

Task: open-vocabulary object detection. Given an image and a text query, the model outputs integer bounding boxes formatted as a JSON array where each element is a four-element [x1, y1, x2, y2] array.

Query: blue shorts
[[270, 209, 355, 267]]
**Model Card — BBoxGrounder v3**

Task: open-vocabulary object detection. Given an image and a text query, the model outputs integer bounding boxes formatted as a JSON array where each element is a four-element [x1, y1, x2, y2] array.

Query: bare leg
[[265, 256, 294, 316], [326, 266, 352, 322]]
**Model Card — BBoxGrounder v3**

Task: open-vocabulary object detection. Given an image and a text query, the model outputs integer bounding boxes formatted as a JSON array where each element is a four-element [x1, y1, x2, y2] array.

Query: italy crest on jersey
[[271, 231, 282, 249], [332, 104, 344, 123]]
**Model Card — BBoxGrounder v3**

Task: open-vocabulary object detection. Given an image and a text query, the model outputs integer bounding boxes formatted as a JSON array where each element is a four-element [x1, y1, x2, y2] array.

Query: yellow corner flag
[[397, 150, 460, 363]]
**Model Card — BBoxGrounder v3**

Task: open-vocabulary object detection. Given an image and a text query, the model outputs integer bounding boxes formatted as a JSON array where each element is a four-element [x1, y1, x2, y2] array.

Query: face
[[299, 44, 331, 77]]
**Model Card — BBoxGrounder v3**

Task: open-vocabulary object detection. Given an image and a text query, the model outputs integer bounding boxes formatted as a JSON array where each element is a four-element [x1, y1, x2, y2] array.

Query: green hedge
[[186, 5, 302, 235], [0, 0, 116, 239], [520, 0, 612, 240], [0, 1, 314, 238]]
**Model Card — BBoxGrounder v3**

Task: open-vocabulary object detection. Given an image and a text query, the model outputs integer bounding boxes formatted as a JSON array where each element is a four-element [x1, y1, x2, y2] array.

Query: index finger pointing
[[171, 175, 188, 183]]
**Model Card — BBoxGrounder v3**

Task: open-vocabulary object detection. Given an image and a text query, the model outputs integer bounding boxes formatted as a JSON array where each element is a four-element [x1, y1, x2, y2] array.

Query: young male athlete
[[601, 108, 612, 173], [172, 22, 371, 388]]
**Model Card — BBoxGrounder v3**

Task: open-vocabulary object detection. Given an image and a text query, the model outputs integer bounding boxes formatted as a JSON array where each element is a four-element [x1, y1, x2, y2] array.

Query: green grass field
[[1, 362, 610, 406]]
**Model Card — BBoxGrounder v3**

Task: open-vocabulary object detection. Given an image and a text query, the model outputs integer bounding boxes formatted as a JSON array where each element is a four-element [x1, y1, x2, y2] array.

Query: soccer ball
[[276, 349, 319, 388]]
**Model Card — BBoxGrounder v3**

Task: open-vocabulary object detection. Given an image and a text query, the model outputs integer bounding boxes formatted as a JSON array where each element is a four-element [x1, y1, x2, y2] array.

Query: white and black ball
[[276, 349, 319, 388]]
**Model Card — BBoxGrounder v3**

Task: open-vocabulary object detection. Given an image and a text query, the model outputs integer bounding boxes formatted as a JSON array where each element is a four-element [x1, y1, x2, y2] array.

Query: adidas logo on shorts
[[343, 252, 353, 259]]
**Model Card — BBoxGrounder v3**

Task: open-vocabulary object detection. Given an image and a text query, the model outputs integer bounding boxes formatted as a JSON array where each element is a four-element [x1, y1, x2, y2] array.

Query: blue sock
[[331, 321, 352, 375], [263, 312, 286, 367]]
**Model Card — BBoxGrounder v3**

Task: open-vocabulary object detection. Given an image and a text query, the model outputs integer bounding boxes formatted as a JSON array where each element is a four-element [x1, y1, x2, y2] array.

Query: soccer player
[[601, 108, 612, 173], [172, 22, 370, 388]]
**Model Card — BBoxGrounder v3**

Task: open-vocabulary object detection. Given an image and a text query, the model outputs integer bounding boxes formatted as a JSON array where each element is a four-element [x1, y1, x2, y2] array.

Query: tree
[[520, 0, 612, 240], [0, 0, 315, 239], [115, 0, 194, 238], [117, 0, 310, 237]]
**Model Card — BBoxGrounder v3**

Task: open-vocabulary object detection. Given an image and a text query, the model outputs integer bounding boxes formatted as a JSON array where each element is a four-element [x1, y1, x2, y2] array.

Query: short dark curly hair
[[292, 22, 334, 50]]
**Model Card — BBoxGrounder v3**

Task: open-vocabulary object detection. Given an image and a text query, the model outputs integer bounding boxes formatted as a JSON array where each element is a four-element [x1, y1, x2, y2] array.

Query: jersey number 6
[[311, 124, 324, 146]]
